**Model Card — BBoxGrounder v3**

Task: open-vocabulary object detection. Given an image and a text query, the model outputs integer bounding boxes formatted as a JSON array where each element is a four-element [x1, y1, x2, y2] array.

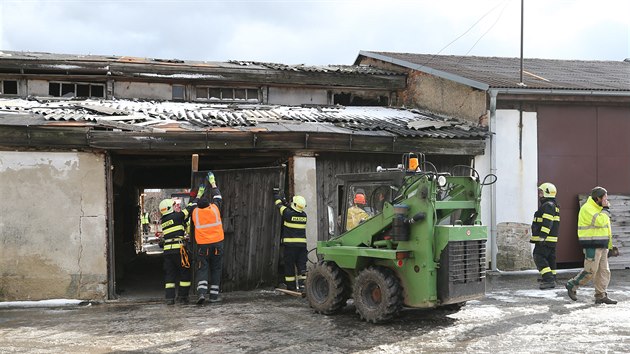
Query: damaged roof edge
[[357, 51, 490, 91], [0, 126, 486, 156]]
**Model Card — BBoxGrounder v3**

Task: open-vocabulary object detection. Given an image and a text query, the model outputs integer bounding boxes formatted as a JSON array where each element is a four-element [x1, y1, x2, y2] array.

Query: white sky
[[0, 0, 628, 65]]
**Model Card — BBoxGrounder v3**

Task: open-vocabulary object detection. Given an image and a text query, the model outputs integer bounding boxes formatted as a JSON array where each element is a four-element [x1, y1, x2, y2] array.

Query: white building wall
[[27, 79, 50, 96], [476, 109, 538, 269], [268, 87, 328, 105], [0, 151, 108, 300], [292, 155, 318, 262], [494, 109, 538, 224], [114, 81, 173, 100]]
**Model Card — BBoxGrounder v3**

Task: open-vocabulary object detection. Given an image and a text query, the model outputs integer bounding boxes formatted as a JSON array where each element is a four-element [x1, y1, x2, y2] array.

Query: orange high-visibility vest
[[193, 204, 224, 244]]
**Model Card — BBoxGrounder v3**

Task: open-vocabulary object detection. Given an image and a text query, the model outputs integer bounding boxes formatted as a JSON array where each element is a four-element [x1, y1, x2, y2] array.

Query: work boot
[[208, 294, 222, 303], [539, 281, 555, 290], [166, 298, 175, 305], [196, 293, 206, 305], [565, 282, 577, 301], [177, 296, 189, 305], [595, 295, 617, 305]]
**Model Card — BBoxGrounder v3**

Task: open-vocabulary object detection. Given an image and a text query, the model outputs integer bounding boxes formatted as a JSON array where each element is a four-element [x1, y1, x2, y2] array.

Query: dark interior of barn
[[110, 150, 289, 301]]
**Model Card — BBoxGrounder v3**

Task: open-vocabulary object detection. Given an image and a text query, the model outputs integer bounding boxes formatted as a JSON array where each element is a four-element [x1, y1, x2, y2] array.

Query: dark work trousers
[[196, 241, 224, 299], [283, 246, 308, 290], [533, 242, 556, 282], [163, 250, 191, 300]]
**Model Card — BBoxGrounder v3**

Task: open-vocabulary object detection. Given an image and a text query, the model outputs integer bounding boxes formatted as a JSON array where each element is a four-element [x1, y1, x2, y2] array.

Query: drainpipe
[[489, 89, 498, 271]]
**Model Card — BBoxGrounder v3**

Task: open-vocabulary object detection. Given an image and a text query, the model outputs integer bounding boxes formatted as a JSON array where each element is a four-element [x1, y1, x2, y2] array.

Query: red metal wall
[[538, 105, 630, 264]]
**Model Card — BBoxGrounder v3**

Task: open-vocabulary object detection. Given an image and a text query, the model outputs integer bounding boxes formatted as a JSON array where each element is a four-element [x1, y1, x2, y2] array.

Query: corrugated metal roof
[[0, 50, 402, 76], [228, 61, 401, 76], [0, 98, 487, 139], [361, 51, 630, 91]]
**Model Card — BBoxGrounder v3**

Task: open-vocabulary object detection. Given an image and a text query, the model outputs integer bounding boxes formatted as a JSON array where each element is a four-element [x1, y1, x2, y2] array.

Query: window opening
[[1, 80, 18, 95], [48, 81, 106, 98], [195, 86, 259, 102], [172, 85, 185, 101]]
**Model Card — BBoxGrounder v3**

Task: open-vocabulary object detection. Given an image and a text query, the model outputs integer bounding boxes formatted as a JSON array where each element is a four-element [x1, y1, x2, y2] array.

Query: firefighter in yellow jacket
[[530, 183, 560, 289], [159, 185, 204, 305], [273, 189, 308, 292], [346, 192, 370, 231], [194, 172, 225, 304], [566, 186, 618, 304]]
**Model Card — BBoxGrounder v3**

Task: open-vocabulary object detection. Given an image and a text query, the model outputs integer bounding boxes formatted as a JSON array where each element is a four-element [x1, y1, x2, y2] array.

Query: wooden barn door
[[192, 166, 285, 291]]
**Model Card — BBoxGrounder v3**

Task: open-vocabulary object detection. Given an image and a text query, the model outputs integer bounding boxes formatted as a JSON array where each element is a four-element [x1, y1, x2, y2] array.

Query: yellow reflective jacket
[[346, 205, 370, 231], [577, 196, 612, 249]]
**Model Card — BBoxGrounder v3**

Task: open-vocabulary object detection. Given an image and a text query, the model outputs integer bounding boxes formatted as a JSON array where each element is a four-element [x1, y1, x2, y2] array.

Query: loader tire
[[353, 266, 402, 323], [306, 261, 349, 315]]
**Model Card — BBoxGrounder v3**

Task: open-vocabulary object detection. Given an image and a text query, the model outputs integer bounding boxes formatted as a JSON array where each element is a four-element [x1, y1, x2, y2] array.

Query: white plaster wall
[[494, 109, 538, 224], [27, 79, 50, 96], [268, 87, 328, 105], [114, 81, 172, 100], [475, 109, 538, 269], [292, 156, 318, 262], [0, 151, 108, 300]]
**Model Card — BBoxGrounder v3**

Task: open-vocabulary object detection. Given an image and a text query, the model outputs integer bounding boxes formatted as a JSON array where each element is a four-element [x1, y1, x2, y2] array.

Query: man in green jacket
[[566, 186, 618, 304]]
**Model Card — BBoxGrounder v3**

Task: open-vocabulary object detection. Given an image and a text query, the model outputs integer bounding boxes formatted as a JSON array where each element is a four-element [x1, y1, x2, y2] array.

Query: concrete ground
[[1, 269, 629, 353]]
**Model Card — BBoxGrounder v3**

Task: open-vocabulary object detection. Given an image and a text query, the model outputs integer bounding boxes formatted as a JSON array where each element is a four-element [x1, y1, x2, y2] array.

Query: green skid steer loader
[[305, 153, 495, 323]]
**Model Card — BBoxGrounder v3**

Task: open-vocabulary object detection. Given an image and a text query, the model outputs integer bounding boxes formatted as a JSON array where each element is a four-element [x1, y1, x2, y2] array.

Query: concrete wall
[[476, 109, 538, 270], [114, 81, 173, 100], [495, 109, 538, 225], [292, 155, 318, 262], [268, 87, 328, 106], [0, 151, 108, 301], [27, 79, 49, 96]]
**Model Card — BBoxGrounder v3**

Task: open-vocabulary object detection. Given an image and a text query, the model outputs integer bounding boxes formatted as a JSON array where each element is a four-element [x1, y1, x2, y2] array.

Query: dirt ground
[[1, 269, 630, 353]]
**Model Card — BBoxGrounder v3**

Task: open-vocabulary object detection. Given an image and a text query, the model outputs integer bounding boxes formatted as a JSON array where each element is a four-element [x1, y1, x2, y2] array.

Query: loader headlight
[[437, 175, 447, 188]]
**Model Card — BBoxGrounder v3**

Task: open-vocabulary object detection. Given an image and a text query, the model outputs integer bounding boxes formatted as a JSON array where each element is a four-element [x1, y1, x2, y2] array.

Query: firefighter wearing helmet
[[158, 184, 206, 305], [273, 188, 308, 292], [346, 192, 370, 231], [530, 182, 560, 289]]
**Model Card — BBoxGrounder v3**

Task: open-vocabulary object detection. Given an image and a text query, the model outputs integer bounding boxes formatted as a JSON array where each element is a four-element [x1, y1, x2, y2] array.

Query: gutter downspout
[[489, 89, 498, 271]]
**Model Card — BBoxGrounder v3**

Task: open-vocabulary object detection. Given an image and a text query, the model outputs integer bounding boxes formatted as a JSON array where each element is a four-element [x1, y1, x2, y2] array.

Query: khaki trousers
[[569, 248, 611, 299]]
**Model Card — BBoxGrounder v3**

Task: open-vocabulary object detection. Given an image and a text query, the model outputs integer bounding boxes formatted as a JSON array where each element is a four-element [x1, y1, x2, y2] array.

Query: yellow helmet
[[538, 183, 557, 198], [291, 195, 306, 212], [159, 199, 174, 215]]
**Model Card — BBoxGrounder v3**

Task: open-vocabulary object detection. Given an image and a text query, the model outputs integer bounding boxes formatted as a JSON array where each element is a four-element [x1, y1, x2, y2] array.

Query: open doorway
[[108, 151, 287, 300]]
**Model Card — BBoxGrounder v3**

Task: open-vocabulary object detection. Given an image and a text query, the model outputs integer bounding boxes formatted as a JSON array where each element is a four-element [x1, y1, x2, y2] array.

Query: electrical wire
[[420, 0, 511, 68]]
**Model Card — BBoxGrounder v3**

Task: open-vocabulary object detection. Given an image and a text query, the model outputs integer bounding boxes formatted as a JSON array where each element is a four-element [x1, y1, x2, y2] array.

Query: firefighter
[[141, 210, 150, 234], [194, 172, 225, 304], [159, 185, 205, 305], [346, 192, 370, 231], [273, 189, 308, 292], [566, 186, 618, 304], [530, 182, 560, 289]]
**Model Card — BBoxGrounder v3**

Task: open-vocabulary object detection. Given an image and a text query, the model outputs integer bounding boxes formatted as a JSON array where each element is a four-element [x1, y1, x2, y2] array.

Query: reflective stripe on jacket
[[530, 199, 560, 243], [193, 204, 224, 245], [275, 197, 307, 247], [577, 196, 612, 249], [160, 200, 197, 253]]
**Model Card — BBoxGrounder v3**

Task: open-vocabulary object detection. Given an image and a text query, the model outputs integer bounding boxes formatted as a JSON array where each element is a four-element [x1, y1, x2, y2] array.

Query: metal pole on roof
[[519, 0, 524, 85]]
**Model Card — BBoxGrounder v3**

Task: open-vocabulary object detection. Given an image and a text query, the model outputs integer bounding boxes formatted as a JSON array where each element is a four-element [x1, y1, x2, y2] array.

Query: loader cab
[[336, 171, 405, 234]]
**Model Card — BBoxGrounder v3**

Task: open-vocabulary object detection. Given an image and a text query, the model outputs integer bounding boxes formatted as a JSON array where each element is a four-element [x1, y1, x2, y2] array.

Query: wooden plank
[[275, 288, 305, 297]]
